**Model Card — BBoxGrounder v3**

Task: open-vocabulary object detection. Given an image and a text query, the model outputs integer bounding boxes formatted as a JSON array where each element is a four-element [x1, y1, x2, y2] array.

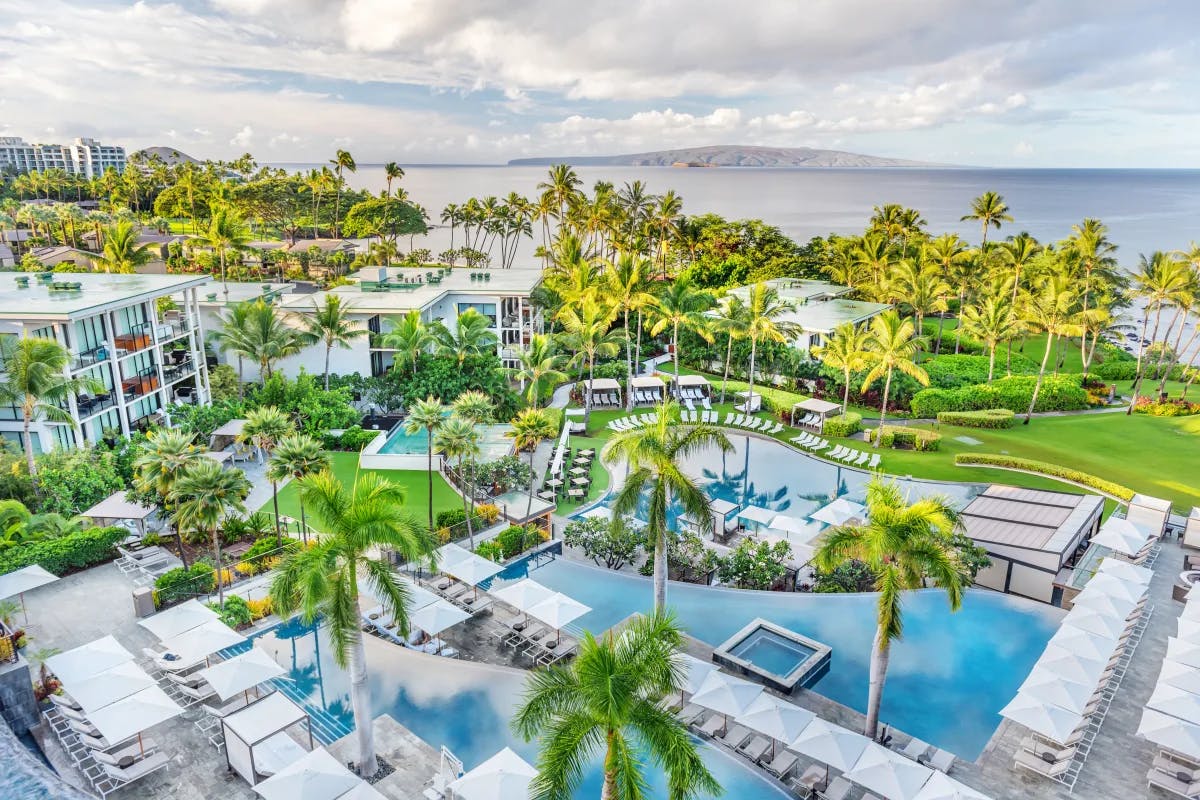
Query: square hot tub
[[712, 618, 831, 694]]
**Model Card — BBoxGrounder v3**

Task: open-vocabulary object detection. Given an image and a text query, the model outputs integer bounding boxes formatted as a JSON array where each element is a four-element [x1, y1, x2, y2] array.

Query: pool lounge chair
[[767, 422, 783, 434], [927, 747, 955, 773], [840, 449, 860, 463], [677, 703, 706, 725], [685, 398, 696, 411], [94, 751, 169, 797], [697, 713, 725, 738], [1147, 769, 1200, 799], [900, 737, 931, 761], [746, 417, 764, 430], [763, 749, 799, 779], [853, 451, 871, 466], [827, 445, 847, 460], [811, 439, 830, 451], [868, 453, 881, 469], [792, 434, 812, 446], [724, 412, 736, 424], [819, 775, 852, 800], [738, 734, 771, 762], [1014, 749, 1073, 779], [702, 397, 712, 410], [731, 414, 746, 427], [719, 724, 752, 749]]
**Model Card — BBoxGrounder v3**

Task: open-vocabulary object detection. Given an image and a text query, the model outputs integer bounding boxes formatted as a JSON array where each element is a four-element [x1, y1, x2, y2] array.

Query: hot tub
[[713, 618, 831, 694]]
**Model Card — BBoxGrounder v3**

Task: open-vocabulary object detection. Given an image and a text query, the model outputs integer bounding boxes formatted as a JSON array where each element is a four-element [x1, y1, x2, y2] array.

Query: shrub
[[475, 503, 501, 524], [1132, 396, 1200, 416], [0, 526, 128, 575], [153, 562, 216, 608], [246, 597, 273, 621], [935, 409, 1016, 429], [243, 536, 299, 567], [1091, 360, 1137, 381], [209, 595, 252, 629], [475, 540, 503, 562], [322, 425, 381, 451], [562, 516, 642, 570], [910, 374, 1089, 417], [436, 508, 467, 530], [33, 446, 125, 516], [954, 454, 1135, 500], [235, 561, 259, 577], [496, 524, 538, 559], [868, 425, 942, 451], [822, 412, 862, 438]]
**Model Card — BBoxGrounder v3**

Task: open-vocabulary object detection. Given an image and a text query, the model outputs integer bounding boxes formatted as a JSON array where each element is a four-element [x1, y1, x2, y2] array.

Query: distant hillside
[[130, 146, 200, 166], [509, 145, 943, 168]]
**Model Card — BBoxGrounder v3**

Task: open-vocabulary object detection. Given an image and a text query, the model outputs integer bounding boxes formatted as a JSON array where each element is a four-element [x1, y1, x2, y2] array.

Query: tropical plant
[[202, 205, 252, 297], [169, 459, 251, 603], [957, 295, 1020, 383], [604, 253, 658, 410], [266, 434, 329, 544], [648, 276, 715, 381], [740, 282, 800, 412], [507, 408, 558, 518], [133, 428, 205, 565], [92, 220, 154, 274], [240, 406, 296, 544], [1019, 275, 1083, 424], [557, 295, 620, 429], [404, 396, 445, 533], [961, 191, 1013, 248], [330, 149, 356, 239], [295, 295, 367, 390], [860, 312, 928, 443], [431, 308, 499, 365], [380, 310, 434, 375], [812, 322, 872, 413], [1128, 251, 1193, 412], [434, 417, 481, 547], [510, 334, 567, 409], [208, 300, 256, 391], [242, 299, 307, 379]]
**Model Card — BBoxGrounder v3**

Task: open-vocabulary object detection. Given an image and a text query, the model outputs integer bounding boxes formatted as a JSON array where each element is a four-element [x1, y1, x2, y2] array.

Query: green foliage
[[869, 425, 942, 451], [384, 353, 520, 420], [812, 560, 876, 593], [636, 529, 719, 583], [935, 408, 1016, 429], [715, 537, 791, 590], [341, 196, 428, 240], [465, 456, 533, 495], [208, 595, 252, 628], [435, 508, 467, 530], [1132, 397, 1200, 416], [922, 353, 1039, 388], [32, 445, 125, 515], [562, 516, 643, 571], [250, 371, 359, 434], [221, 512, 274, 544], [822, 412, 862, 438], [154, 562, 216, 608], [676, 215, 822, 288], [243, 535, 300, 566], [910, 374, 1090, 417], [1091, 360, 1137, 380], [208, 364, 240, 401], [495, 524, 539, 559], [950, 532, 992, 584], [954, 454, 1135, 500], [0, 525, 127, 575], [475, 539, 504, 562], [168, 398, 246, 437], [920, 321, 985, 355], [321, 425, 381, 451]]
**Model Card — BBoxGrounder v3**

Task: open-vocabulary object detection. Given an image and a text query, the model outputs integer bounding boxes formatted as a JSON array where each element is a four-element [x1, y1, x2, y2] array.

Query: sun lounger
[[767, 422, 783, 434], [1147, 768, 1200, 799], [827, 445, 847, 459], [840, 449, 860, 463], [697, 714, 724, 738], [927, 747, 955, 772], [763, 748, 799, 779], [746, 417, 764, 430], [900, 737, 931, 761], [868, 453, 881, 469], [91, 738, 159, 765], [1014, 748, 1072, 778], [812, 439, 830, 451], [739, 734, 771, 762], [49, 693, 82, 711], [176, 681, 217, 704], [676, 703, 706, 725], [731, 414, 745, 427], [685, 398, 696, 411], [702, 397, 712, 410], [57, 704, 91, 723], [820, 775, 852, 800], [853, 451, 871, 466], [96, 751, 169, 795], [719, 724, 752, 749], [724, 412, 735, 424]]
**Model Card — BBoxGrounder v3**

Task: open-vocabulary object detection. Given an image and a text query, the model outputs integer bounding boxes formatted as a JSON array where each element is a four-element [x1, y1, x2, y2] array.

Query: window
[[73, 315, 108, 355], [456, 303, 497, 327]]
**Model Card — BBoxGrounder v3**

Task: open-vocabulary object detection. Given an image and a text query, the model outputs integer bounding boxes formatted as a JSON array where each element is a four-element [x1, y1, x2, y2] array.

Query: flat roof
[[0, 272, 210, 321], [191, 282, 293, 306], [727, 279, 854, 302], [785, 298, 890, 335], [279, 267, 543, 316], [961, 485, 1103, 554]]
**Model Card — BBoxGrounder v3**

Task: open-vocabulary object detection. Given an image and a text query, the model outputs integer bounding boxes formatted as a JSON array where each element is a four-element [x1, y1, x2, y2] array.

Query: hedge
[[823, 412, 862, 438], [910, 374, 1090, 418], [954, 454, 1135, 500], [923, 353, 1039, 389], [936, 409, 1016, 429], [153, 562, 217, 608], [867, 425, 942, 451], [0, 526, 128, 576], [321, 425, 382, 451]]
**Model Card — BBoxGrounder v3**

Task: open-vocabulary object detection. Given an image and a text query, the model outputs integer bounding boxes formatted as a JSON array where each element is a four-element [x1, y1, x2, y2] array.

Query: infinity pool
[[378, 422, 514, 457]]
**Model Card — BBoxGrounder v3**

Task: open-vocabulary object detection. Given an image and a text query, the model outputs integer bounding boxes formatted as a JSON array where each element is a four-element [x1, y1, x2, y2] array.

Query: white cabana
[[252, 747, 358, 800], [362, 578, 441, 613], [492, 579, 555, 614], [737, 693, 815, 753], [198, 648, 287, 703], [790, 718, 870, 772], [68, 660, 157, 714], [733, 390, 761, 413], [1095, 556, 1153, 586], [1126, 493, 1172, 538], [1148, 684, 1200, 726], [223, 692, 314, 787], [87, 685, 183, 750], [138, 598, 221, 641], [526, 592, 591, 637], [999, 692, 1083, 743], [766, 515, 825, 545], [582, 378, 622, 408], [0, 564, 58, 622], [1138, 708, 1200, 761], [911, 772, 990, 800], [790, 398, 841, 426], [681, 654, 719, 696], [691, 671, 764, 720], [630, 375, 666, 399], [81, 490, 158, 533], [670, 373, 711, 398], [162, 619, 247, 665], [448, 747, 537, 800], [45, 635, 134, 685], [737, 505, 777, 532], [844, 742, 934, 800], [811, 498, 867, 527], [1160, 660, 1200, 696]]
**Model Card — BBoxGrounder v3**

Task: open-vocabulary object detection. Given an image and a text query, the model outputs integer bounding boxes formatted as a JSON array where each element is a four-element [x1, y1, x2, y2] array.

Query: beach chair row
[[719, 411, 784, 434], [791, 432, 881, 469]]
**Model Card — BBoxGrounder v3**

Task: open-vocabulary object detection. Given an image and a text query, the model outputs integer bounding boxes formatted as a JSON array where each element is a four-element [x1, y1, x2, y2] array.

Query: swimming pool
[[379, 422, 514, 457], [729, 628, 817, 676]]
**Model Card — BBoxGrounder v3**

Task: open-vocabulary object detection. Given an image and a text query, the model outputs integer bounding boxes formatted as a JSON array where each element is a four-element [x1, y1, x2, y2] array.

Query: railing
[[162, 356, 195, 384], [0, 622, 20, 665], [76, 390, 117, 419], [71, 345, 111, 372]]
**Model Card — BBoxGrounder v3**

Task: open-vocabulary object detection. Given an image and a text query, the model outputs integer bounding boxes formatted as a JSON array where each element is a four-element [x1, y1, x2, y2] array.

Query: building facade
[[723, 278, 889, 354], [0, 273, 211, 453], [0, 137, 126, 179]]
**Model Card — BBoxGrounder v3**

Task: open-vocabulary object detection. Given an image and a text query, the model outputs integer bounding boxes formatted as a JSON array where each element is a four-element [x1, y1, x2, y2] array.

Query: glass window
[[456, 303, 497, 327]]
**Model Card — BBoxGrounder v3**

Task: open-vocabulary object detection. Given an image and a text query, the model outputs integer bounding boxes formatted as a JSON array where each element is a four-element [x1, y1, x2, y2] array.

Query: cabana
[[680, 498, 739, 540], [1126, 493, 1172, 539], [630, 375, 666, 406], [222, 692, 314, 786], [1184, 507, 1200, 551], [492, 489, 555, 531], [209, 418, 248, 452], [252, 747, 360, 800], [737, 505, 776, 533], [733, 390, 761, 414], [581, 378, 622, 408], [791, 398, 841, 430], [669, 374, 711, 401], [81, 491, 158, 535]]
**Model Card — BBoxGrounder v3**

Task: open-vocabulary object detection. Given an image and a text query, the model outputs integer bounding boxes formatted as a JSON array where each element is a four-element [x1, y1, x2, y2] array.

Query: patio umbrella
[[87, 685, 182, 754], [434, 542, 472, 572], [810, 498, 867, 526], [1179, 618, 1200, 644], [137, 598, 220, 641], [1169, 637, 1200, 670], [1187, 584, 1200, 602], [162, 619, 247, 665], [736, 693, 815, 758], [790, 717, 870, 786], [1138, 708, 1200, 761], [1182, 600, 1200, 622], [1090, 522, 1150, 556], [448, 747, 536, 800], [411, 599, 471, 653], [0, 564, 57, 623], [492, 579, 555, 616], [681, 654, 719, 696], [69, 660, 157, 714], [526, 592, 591, 644], [999, 692, 1083, 744], [766, 516, 825, 545], [911, 771, 989, 800], [337, 783, 387, 800], [737, 505, 776, 531], [1148, 683, 1200, 726], [443, 553, 503, 587], [1036, 646, 1109, 687], [1045, 626, 1119, 663], [844, 741, 934, 800], [1098, 516, 1150, 543], [691, 671, 764, 726], [1095, 558, 1153, 586], [1061, 605, 1129, 640], [1160, 659, 1200, 696], [197, 648, 287, 703], [1069, 589, 1138, 621], [1082, 573, 1147, 605], [1017, 669, 1096, 716], [253, 746, 359, 800], [45, 635, 134, 685]]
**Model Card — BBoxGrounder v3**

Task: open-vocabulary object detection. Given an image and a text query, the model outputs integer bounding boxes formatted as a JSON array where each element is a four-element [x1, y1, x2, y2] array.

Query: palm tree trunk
[[602, 735, 619, 800], [299, 498, 309, 545], [272, 481, 282, 547], [873, 371, 892, 447], [935, 313, 945, 353], [425, 441, 434, 532], [347, 628, 378, 776], [212, 527, 224, 604], [673, 320, 681, 381], [746, 336, 759, 415], [624, 308, 634, 413], [842, 367, 852, 414], [220, 250, 228, 299], [323, 344, 332, 391], [1024, 332, 1055, 424], [953, 289, 965, 354], [584, 355, 596, 431], [1128, 305, 1158, 414], [22, 408, 39, 492], [652, 528, 668, 613], [1163, 324, 1200, 397], [987, 344, 996, 384], [720, 333, 734, 405], [864, 626, 891, 739]]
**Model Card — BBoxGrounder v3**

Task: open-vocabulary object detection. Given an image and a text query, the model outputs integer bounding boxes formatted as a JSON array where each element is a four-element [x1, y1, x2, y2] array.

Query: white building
[[0, 137, 126, 178], [0, 272, 211, 453], [195, 266, 545, 380], [724, 278, 890, 353]]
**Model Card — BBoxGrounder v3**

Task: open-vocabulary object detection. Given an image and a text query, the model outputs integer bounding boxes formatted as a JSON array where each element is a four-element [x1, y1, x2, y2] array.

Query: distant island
[[509, 144, 945, 168]]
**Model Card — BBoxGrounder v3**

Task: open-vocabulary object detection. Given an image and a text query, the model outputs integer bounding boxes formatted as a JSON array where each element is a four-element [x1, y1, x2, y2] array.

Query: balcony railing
[[121, 369, 160, 401], [72, 345, 111, 372], [76, 390, 117, 419], [162, 356, 195, 384]]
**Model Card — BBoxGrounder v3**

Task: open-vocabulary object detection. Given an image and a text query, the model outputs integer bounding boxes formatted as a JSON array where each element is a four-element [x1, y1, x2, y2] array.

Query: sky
[[1, 0, 1198, 167]]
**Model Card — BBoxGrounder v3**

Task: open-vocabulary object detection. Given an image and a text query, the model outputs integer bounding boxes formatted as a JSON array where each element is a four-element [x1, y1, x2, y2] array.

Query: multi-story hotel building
[[0, 137, 127, 179]]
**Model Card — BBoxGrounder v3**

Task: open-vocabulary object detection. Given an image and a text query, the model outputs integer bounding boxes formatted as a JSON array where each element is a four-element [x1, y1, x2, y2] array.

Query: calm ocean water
[[280, 164, 1200, 266]]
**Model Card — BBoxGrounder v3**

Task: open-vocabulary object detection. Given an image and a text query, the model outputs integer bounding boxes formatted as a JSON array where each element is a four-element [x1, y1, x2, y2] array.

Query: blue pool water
[[730, 629, 817, 676], [379, 422, 515, 458]]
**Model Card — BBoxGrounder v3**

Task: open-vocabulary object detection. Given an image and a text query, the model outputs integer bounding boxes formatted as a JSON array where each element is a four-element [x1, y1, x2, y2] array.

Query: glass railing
[[120, 368, 160, 401], [72, 345, 111, 371], [162, 356, 195, 384], [76, 391, 117, 419]]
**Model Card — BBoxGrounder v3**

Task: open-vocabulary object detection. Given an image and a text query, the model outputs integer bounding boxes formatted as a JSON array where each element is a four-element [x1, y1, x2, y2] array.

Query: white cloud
[[230, 125, 255, 147], [1014, 140, 1035, 157], [268, 131, 302, 147]]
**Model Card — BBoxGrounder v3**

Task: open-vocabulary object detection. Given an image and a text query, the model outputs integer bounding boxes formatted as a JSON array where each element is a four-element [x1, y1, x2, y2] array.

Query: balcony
[[121, 368, 160, 401], [162, 352, 195, 384], [76, 389, 117, 419], [72, 345, 111, 372]]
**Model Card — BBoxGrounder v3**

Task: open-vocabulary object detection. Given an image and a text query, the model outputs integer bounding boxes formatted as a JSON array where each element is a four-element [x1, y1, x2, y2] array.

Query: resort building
[[724, 278, 889, 353], [0, 136, 126, 178], [0, 272, 212, 452]]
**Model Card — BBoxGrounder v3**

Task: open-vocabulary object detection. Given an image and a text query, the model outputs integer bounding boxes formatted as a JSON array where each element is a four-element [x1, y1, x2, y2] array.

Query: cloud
[[230, 125, 254, 147], [1014, 140, 1035, 157]]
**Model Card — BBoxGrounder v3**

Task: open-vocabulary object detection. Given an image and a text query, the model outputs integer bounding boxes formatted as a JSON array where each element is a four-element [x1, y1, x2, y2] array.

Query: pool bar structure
[[713, 618, 831, 694]]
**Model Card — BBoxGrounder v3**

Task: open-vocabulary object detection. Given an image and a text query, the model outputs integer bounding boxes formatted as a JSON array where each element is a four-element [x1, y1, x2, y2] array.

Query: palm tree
[[202, 205, 252, 298], [861, 312, 928, 444], [853, 233, 895, 302], [648, 275, 715, 382], [604, 253, 657, 411], [509, 334, 567, 409], [0, 337, 98, 486], [742, 283, 800, 413], [270, 471, 434, 777], [893, 260, 949, 339], [508, 408, 558, 518], [812, 322, 872, 413], [1128, 252, 1192, 411], [537, 165, 582, 236], [404, 397, 446, 533], [267, 434, 329, 544], [713, 295, 750, 404], [961, 191, 1013, 248], [244, 300, 306, 379], [170, 459, 250, 603], [92, 220, 154, 273], [602, 400, 731, 611], [240, 406, 296, 544], [134, 428, 205, 567], [330, 149, 356, 239], [1020, 275, 1083, 424], [431, 309, 499, 365], [813, 478, 964, 739], [1063, 218, 1119, 357], [512, 611, 720, 800], [557, 295, 620, 430], [958, 295, 1020, 383], [434, 417, 481, 547], [209, 300, 256, 394], [383, 162, 404, 198], [380, 310, 434, 375], [295, 295, 367, 390]]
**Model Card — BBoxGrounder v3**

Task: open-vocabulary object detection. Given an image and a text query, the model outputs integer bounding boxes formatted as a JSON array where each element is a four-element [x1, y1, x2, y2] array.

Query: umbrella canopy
[[1182, 600, 1200, 622], [1179, 618, 1200, 644], [737, 505, 777, 530], [1036, 646, 1108, 686], [253, 747, 359, 800], [1095, 558, 1153, 586], [87, 685, 182, 745], [526, 592, 591, 631], [443, 552, 504, 587], [1070, 589, 1139, 621], [1091, 522, 1151, 556], [1148, 683, 1200, 726], [45, 635, 134, 685], [197, 648, 287, 702], [1138, 708, 1200, 761], [337, 783, 388, 800], [911, 772, 990, 800], [492, 579, 555, 613], [162, 620, 247, 664], [1169, 638, 1200, 670], [434, 542, 473, 571], [1160, 659, 1200, 696], [138, 599, 221, 641], [1061, 605, 1129, 640], [1045, 626, 1119, 663], [810, 498, 867, 526], [0, 564, 57, 600], [1187, 584, 1200, 602], [69, 660, 157, 714], [1082, 573, 1147, 604], [1017, 670, 1096, 716], [767, 515, 824, 542], [681, 654, 719, 696], [999, 692, 1083, 743], [448, 747, 537, 800], [845, 742, 934, 800], [737, 693, 815, 745], [790, 718, 870, 771], [411, 599, 471, 637], [1099, 516, 1151, 543], [690, 671, 764, 718]]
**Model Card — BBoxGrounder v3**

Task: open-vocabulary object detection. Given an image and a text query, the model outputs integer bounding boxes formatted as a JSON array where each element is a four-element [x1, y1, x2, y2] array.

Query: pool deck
[[327, 715, 441, 800]]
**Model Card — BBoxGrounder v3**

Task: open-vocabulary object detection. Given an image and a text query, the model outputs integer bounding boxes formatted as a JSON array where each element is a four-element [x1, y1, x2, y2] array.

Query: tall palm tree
[[961, 191, 1013, 248], [510, 334, 567, 409], [244, 300, 306, 378], [513, 611, 720, 800], [92, 220, 154, 273], [270, 471, 434, 777], [170, 459, 250, 603], [134, 428, 205, 567], [742, 283, 800, 413], [1019, 275, 1083, 424], [295, 295, 367, 390], [1062, 218, 1119, 357], [0, 337, 98, 486], [209, 300, 256, 393], [713, 295, 750, 405], [604, 253, 657, 411], [330, 149, 356, 239], [853, 233, 895, 302], [648, 276, 715, 382], [893, 260, 950, 338], [508, 408, 558, 517], [812, 322, 872, 413], [1128, 252, 1192, 411], [405, 397, 446, 533], [202, 205, 252, 298], [602, 400, 731, 611], [537, 165, 582, 236], [267, 434, 329, 544], [958, 295, 1019, 383], [431, 309, 499, 365], [813, 479, 964, 739], [240, 406, 296, 544], [383, 162, 404, 198], [861, 312, 928, 444], [380, 310, 434, 375], [557, 295, 620, 430], [434, 417, 481, 547]]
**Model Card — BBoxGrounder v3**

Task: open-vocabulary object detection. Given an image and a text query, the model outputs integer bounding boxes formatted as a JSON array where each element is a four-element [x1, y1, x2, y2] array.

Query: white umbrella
[[844, 742, 934, 800], [69, 660, 156, 714], [138, 598, 220, 641], [87, 685, 182, 752], [1095, 558, 1152, 586], [1082, 573, 1147, 605], [691, 671, 764, 720], [1017, 670, 1096, 716], [1090, 523, 1150, 556], [738, 505, 777, 530], [1070, 589, 1138, 621], [162, 619, 247, 665], [337, 783, 387, 800], [911, 771, 989, 800], [1160, 660, 1200, 695], [526, 592, 591, 635], [1036, 646, 1109, 687], [1045, 625, 1118, 663], [492, 579, 555, 613], [737, 693, 815, 758], [45, 635, 134, 685], [999, 692, 1083, 743], [254, 747, 359, 800], [448, 747, 537, 800], [443, 552, 504, 587], [434, 542, 473, 571], [766, 516, 825, 544], [1099, 516, 1150, 543], [0, 564, 57, 622], [1169, 638, 1200, 670], [1183, 600, 1200, 622], [1188, 584, 1200, 602], [1138, 708, 1200, 761], [810, 498, 867, 526], [681, 654, 719, 696], [1061, 605, 1128, 640], [411, 599, 471, 637], [1148, 683, 1200, 726], [1179, 618, 1200, 644], [790, 717, 870, 772], [197, 648, 286, 702]]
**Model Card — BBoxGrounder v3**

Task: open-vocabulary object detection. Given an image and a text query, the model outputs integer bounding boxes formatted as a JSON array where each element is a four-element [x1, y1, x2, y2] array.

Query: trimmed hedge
[[322, 425, 382, 451], [923, 354, 1039, 388], [822, 412, 862, 438], [868, 425, 942, 451], [954, 454, 1135, 500], [0, 526, 128, 575], [936, 409, 1016, 429], [153, 562, 217, 608], [910, 374, 1090, 418]]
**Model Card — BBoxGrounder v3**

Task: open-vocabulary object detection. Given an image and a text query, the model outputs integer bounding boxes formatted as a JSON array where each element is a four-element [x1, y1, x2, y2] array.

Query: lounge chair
[[685, 398, 696, 411], [96, 751, 169, 795], [868, 453, 881, 469], [1147, 769, 1200, 799], [57, 704, 91, 724], [827, 445, 847, 460], [731, 414, 746, 427], [166, 670, 206, 688], [746, 418, 763, 430], [840, 449, 860, 463], [176, 681, 217, 704], [702, 397, 712, 410], [927, 748, 955, 772], [763, 749, 799, 779], [677, 703, 706, 725], [900, 738, 931, 761], [812, 439, 830, 451], [767, 422, 783, 434], [49, 693, 82, 711], [738, 734, 771, 762], [719, 724, 752, 749], [819, 776, 852, 800], [853, 451, 871, 466], [724, 412, 735, 424], [90, 738, 159, 765], [1014, 749, 1072, 778], [697, 714, 724, 738]]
